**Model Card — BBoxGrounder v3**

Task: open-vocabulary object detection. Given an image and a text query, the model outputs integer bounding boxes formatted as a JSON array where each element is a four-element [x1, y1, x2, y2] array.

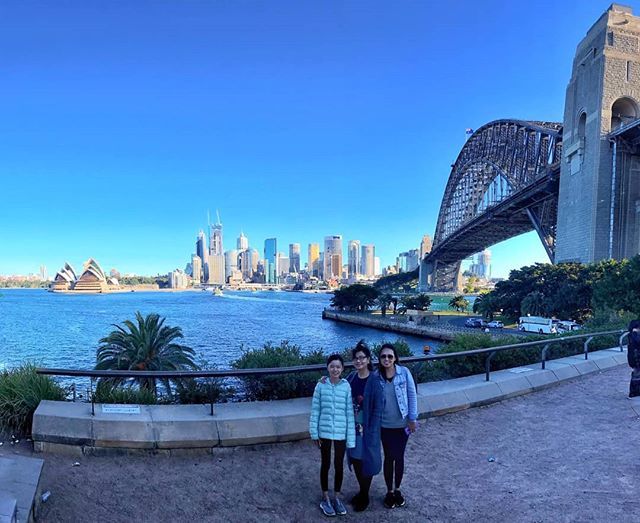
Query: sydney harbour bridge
[[419, 4, 640, 291]]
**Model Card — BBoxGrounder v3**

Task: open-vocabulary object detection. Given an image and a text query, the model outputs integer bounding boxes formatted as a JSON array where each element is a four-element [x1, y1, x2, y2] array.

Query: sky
[[0, 0, 626, 278]]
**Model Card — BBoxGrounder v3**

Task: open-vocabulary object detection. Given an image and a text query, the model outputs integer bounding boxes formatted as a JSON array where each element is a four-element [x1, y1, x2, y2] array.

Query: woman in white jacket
[[309, 354, 356, 517]]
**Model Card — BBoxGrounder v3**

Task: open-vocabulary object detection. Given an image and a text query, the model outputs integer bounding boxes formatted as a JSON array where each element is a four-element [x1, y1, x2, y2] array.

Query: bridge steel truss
[[420, 119, 563, 291]]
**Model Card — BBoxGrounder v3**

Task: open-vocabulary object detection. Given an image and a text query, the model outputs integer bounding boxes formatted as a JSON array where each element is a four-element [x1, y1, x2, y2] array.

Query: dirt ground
[[4, 364, 640, 522]]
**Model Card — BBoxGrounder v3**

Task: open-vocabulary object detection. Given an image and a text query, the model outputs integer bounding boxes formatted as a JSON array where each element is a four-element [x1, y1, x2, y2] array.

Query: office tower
[[196, 230, 208, 282], [420, 234, 433, 260], [239, 249, 257, 279], [249, 249, 259, 275], [169, 269, 188, 289], [347, 240, 361, 279], [397, 249, 420, 272], [323, 235, 343, 280], [476, 249, 491, 279], [277, 253, 290, 276], [237, 232, 249, 251], [308, 243, 320, 278], [208, 212, 225, 284], [264, 238, 278, 283], [318, 252, 325, 279], [225, 249, 239, 281], [289, 243, 301, 273], [191, 254, 202, 283], [39, 265, 48, 280], [374, 257, 381, 276], [361, 244, 375, 278]]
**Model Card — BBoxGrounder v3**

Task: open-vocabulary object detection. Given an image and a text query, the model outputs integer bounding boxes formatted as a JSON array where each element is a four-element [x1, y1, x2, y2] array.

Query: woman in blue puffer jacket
[[309, 354, 356, 517]]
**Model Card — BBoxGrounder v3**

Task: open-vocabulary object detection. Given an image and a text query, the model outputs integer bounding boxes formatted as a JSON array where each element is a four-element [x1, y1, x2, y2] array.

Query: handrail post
[[485, 351, 495, 381], [72, 383, 76, 402], [541, 344, 550, 370], [209, 378, 215, 416], [90, 377, 95, 416], [620, 331, 629, 352], [583, 336, 594, 360]]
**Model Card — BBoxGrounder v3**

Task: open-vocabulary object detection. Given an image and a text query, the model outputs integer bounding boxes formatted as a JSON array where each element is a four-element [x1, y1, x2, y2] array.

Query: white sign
[[509, 368, 534, 374], [102, 405, 141, 414]]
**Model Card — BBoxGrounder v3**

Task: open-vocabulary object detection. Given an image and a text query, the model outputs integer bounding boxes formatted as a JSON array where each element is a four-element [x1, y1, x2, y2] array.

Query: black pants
[[381, 427, 409, 491], [320, 438, 346, 492], [630, 368, 640, 397], [351, 458, 373, 498]]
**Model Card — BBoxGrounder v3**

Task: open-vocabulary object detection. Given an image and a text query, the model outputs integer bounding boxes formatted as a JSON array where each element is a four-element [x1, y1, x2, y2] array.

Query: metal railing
[[36, 329, 628, 416]]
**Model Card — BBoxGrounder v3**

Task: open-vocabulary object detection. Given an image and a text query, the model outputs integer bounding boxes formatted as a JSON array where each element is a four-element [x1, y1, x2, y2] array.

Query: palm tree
[[95, 312, 199, 398], [449, 295, 469, 313], [377, 293, 393, 316]]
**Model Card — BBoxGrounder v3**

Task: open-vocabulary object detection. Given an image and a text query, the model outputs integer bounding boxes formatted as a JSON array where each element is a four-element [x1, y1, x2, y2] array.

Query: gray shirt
[[381, 378, 406, 428]]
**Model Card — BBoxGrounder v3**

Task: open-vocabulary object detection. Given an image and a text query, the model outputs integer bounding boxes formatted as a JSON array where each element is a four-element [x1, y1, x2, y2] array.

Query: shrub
[[174, 377, 232, 404], [0, 363, 65, 436], [93, 381, 158, 405], [232, 342, 326, 401]]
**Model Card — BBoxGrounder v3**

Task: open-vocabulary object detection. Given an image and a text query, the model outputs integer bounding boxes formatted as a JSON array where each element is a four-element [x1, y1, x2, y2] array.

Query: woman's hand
[[314, 439, 322, 449], [408, 420, 417, 433]]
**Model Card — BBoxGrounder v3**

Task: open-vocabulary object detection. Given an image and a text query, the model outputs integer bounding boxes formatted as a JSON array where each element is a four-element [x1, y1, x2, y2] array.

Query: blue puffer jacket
[[309, 378, 356, 448]]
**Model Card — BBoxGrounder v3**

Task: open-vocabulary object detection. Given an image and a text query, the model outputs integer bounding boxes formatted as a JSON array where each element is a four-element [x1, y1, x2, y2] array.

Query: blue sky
[[0, 0, 620, 278]]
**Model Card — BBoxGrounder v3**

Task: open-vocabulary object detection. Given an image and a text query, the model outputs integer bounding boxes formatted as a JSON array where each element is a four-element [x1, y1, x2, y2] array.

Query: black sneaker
[[383, 492, 396, 509], [394, 490, 405, 507], [350, 493, 362, 506], [354, 494, 369, 512]]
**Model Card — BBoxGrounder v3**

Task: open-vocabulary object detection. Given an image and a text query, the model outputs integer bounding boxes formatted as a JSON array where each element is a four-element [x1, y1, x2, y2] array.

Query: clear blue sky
[[0, 0, 622, 278]]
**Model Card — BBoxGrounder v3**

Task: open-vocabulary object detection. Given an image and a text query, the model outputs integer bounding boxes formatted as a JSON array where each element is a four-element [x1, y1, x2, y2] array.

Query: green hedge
[[0, 364, 65, 436]]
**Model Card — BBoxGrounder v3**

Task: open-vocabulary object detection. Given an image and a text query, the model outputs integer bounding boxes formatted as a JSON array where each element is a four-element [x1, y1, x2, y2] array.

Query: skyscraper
[[347, 240, 361, 280], [308, 243, 320, 278], [361, 244, 375, 278], [323, 235, 343, 280], [208, 212, 225, 284], [237, 231, 249, 251], [277, 253, 290, 276], [264, 238, 278, 284], [224, 249, 239, 281], [191, 254, 202, 283], [196, 230, 208, 283], [289, 243, 301, 273]]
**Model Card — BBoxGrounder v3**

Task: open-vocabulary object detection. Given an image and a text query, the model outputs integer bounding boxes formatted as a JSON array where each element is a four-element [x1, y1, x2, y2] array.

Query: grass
[[0, 363, 66, 436]]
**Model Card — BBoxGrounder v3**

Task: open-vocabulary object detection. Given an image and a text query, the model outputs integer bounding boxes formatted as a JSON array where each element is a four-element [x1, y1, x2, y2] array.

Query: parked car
[[465, 318, 486, 328], [487, 320, 504, 329]]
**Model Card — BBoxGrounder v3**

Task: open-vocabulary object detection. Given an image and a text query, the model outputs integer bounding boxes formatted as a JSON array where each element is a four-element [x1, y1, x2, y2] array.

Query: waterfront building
[[308, 243, 320, 278], [323, 235, 342, 281], [228, 268, 243, 285], [264, 238, 278, 283], [397, 249, 420, 272], [249, 248, 259, 276], [374, 256, 381, 276], [360, 244, 375, 278], [208, 255, 225, 285], [237, 231, 248, 251], [277, 253, 290, 276], [73, 258, 109, 293], [51, 262, 77, 291], [470, 249, 492, 279], [420, 234, 433, 260], [347, 240, 361, 280], [289, 243, 301, 273], [207, 212, 225, 285], [225, 249, 239, 281], [318, 252, 324, 280], [210, 212, 224, 256], [196, 230, 208, 283], [191, 254, 202, 283], [169, 269, 189, 289], [239, 249, 257, 279]]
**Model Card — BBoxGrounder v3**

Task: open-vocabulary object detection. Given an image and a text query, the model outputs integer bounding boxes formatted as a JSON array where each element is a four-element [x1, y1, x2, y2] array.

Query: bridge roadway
[[13, 362, 639, 522]]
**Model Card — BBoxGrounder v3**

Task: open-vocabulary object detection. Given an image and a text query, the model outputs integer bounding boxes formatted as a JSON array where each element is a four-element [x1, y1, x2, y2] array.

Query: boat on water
[[212, 288, 223, 296]]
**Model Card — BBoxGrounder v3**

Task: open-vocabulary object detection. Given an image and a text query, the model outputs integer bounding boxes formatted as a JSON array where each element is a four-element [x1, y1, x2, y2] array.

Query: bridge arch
[[419, 119, 563, 291]]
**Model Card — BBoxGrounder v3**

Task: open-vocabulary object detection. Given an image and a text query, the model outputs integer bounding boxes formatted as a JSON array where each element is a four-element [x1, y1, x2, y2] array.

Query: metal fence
[[36, 329, 628, 416]]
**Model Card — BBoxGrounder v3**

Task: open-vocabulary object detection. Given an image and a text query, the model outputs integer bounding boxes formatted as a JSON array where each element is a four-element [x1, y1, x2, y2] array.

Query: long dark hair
[[352, 339, 373, 371], [377, 342, 399, 373]]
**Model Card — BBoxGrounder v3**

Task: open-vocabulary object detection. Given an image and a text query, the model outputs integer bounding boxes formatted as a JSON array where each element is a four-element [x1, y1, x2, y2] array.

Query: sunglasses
[[380, 354, 395, 360]]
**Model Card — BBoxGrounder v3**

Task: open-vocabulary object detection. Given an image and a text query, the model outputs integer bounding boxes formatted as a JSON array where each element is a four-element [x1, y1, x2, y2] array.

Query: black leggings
[[320, 438, 346, 492], [351, 458, 373, 498], [381, 427, 409, 491]]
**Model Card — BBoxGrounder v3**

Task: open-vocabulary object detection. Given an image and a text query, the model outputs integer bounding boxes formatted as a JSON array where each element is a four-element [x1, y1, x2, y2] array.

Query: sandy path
[[4, 365, 639, 522]]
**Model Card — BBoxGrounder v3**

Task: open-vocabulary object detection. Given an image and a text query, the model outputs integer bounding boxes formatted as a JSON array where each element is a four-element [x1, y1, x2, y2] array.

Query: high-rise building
[[237, 231, 249, 251], [39, 265, 48, 281], [308, 243, 320, 277], [323, 235, 343, 280], [264, 238, 278, 283], [474, 249, 492, 279], [397, 249, 420, 272], [361, 244, 375, 278], [277, 253, 290, 276], [191, 254, 202, 283], [374, 257, 381, 277], [420, 234, 433, 260], [347, 240, 361, 279], [196, 230, 208, 283], [249, 248, 259, 276], [207, 212, 225, 284], [169, 269, 189, 289], [289, 243, 301, 273], [224, 249, 239, 281], [318, 252, 325, 280], [210, 212, 224, 256], [239, 249, 257, 279]]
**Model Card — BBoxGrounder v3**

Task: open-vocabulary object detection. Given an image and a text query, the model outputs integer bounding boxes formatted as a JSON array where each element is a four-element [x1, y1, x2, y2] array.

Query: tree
[[95, 312, 199, 397], [592, 255, 640, 317], [449, 295, 469, 312], [376, 293, 393, 316], [330, 284, 380, 312], [473, 292, 499, 320], [520, 291, 548, 317], [398, 293, 432, 313]]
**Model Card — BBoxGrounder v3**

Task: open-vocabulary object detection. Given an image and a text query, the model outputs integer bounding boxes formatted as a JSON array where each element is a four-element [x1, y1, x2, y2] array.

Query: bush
[[232, 342, 326, 401], [174, 377, 232, 404], [93, 381, 158, 405], [0, 363, 65, 436]]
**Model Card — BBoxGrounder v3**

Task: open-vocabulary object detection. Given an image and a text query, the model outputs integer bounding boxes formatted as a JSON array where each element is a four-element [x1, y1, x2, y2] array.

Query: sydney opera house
[[50, 259, 119, 293]]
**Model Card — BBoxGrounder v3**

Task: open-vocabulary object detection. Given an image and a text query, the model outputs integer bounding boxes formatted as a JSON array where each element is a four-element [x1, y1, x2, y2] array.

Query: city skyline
[[1, 0, 612, 278]]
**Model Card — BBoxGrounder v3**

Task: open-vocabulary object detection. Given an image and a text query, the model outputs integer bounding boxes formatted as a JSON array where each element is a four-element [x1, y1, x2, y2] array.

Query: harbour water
[[0, 288, 442, 370]]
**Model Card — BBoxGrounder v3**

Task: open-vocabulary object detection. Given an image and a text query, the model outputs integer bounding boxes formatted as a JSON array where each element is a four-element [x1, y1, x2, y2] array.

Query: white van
[[556, 320, 581, 332], [518, 316, 557, 334]]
